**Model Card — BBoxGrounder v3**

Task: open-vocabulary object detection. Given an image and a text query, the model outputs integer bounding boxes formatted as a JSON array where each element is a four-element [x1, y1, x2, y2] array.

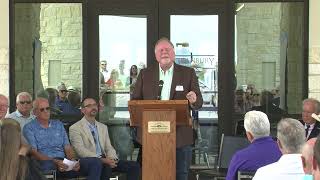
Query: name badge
[[175, 85, 184, 91]]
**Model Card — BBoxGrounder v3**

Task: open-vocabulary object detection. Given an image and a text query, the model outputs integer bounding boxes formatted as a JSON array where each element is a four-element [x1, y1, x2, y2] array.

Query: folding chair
[[237, 171, 255, 180]]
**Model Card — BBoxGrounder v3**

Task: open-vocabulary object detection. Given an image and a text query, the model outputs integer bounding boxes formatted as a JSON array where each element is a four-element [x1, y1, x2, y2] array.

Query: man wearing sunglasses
[[7, 92, 34, 131], [23, 98, 103, 179], [55, 82, 81, 115]]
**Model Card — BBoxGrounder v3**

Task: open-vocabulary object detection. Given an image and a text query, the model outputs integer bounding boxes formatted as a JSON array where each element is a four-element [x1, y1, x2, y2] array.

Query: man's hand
[[186, 91, 197, 104], [72, 161, 80, 171], [53, 159, 68, 172], [18, 144, 31, 156], [101, 158, 118, 168]]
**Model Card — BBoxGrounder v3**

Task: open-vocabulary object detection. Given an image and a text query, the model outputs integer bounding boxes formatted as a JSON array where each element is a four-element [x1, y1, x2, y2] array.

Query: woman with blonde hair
[[0, 118, 46, 180]]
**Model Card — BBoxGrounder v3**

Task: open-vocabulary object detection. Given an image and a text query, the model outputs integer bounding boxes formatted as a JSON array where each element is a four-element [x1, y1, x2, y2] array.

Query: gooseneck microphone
[[157, 80, 164, 100]]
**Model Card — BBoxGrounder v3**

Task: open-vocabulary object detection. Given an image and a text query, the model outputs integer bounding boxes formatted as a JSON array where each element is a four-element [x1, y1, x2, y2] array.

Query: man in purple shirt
[[226, 111, 281, 180]]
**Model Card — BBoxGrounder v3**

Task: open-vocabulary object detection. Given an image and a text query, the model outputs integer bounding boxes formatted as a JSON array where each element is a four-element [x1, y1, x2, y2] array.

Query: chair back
[[237, 171, 255, 180], [217, 134, 250, 170]]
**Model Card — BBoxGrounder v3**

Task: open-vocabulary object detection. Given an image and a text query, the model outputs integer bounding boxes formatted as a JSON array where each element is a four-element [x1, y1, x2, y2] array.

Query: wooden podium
[[128, 100, 191, 180]]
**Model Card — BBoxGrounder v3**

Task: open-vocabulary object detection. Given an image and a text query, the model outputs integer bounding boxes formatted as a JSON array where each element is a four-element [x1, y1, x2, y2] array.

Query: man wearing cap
[[55, 82, 81, 115], [301, 98, 320, 140]]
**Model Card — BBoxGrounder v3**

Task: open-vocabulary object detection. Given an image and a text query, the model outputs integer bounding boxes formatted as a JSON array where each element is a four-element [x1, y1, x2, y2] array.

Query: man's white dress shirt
[[253, 154, 305, 180]]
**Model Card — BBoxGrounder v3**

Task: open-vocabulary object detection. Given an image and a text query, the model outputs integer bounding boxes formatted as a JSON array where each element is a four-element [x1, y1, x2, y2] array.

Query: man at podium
[[132, 37, 203, 180]]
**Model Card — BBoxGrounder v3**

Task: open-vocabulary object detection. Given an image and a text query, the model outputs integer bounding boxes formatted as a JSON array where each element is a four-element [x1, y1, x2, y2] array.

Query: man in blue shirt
[[55, 82, 81, 115], [23, 98, 103, 179], [226, 111, 281, 180]]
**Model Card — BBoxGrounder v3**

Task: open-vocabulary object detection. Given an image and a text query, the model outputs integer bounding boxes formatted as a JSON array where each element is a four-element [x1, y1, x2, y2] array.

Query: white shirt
[[253, 154, 305, 180], [159, 64, 174, 100], [6, 110, 35, 130], [101, 70, 110, 81]]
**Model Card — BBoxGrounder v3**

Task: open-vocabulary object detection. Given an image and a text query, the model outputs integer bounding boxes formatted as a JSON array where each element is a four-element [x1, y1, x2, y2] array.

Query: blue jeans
[[101, 160, 141, 180], [39, 157, 102, 180], [176, 145, 192, 180]]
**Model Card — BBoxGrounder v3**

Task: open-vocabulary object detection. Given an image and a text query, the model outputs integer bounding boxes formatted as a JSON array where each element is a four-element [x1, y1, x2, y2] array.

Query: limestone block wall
[[236, 2, 304, 113], [309, 0, 320, 101], [40, 3, 82, 90], [14, 4, 41, 95], [0, 0, 9, 96], [236, 3, 281, 90], [0, 48, 9, 96], [280, 3, 304, 113]]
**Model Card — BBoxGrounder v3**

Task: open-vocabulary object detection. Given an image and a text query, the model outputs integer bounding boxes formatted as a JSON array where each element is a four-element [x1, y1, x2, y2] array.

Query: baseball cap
[[57, 83, 67, 91]]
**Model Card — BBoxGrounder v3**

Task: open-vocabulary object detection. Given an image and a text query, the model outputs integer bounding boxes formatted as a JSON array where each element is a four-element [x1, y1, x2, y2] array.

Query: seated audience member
[[7, 92, 34, 131], [313, 136, 320, 180], [0, 94, 9, 119], [253, 118, 306, 180], [37, 88, 61, 115], [251, 90, 285, 115], [234, 89, 251, 114], [55, 82, 81, 115], [69, 97, 140, 180], [301, 138, 316, 179], [271, 87, 280, 107], [67, 91, 81, 110], [23, 98, 103, 179], [0, 118, 46, 180], [226, 111, 281, 180], [250, 89, 260, 107], [302, 98, 320, 140]]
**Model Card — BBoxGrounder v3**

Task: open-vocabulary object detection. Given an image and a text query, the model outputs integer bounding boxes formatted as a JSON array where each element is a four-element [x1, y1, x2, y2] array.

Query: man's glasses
[[19, 101, 31, 105], [60, 90, 68, 93], [253, 94, 260, 96], [101, 64, 106, 66], [39, 107, 50, 112]]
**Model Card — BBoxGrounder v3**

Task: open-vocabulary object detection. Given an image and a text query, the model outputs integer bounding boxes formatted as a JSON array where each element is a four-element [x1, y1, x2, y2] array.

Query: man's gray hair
[[16, 92, 32, 103], [154, 37, 174, 50], [244, 111, 270, 139], [303, 98, 320, 113], [277, 118, 305, 154], [0, 94, 8, 105]]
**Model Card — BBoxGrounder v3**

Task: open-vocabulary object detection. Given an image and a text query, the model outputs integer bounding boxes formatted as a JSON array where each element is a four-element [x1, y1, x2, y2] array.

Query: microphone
[[157, 80, 164, 100]]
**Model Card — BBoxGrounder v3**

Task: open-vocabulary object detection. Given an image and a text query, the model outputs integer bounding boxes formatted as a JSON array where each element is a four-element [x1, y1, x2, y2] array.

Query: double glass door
[[91, 0, 231, 168]]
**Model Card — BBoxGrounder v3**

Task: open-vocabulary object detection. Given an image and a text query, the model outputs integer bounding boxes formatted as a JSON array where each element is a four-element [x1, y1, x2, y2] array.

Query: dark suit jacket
[[307, 121, 320, 140], [132, 63, 203, 147]]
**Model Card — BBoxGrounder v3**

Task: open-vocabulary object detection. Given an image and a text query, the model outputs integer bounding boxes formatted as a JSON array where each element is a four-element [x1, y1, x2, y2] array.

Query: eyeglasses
[[60, 90, 68, 93], [253, 94, 260, 96], [39, 107, 50, 112], [101, 63, 106, 66], [19, 101, 31, 105]]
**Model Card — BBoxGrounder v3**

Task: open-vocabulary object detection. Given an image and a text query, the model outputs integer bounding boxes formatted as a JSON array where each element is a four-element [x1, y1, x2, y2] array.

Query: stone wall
[[236, 2, 304, 113], [236, 3, 281, 90], [0, 0, 9, 96], [40, 3, 82, 90], [0, 48, 9, 96], [14, 4, 41, 95], [309, 0, 320, 100], [280, 3, 304, 113]]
